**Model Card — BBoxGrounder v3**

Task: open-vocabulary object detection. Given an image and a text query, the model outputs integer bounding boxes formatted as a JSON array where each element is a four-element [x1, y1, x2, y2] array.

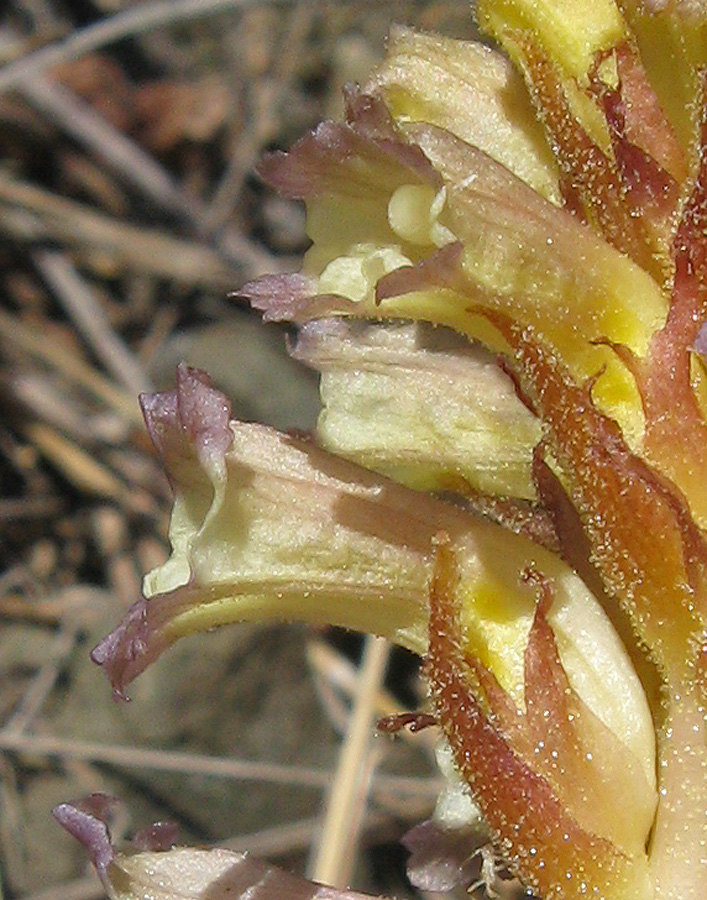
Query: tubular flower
[[75, 1, 707, 898]]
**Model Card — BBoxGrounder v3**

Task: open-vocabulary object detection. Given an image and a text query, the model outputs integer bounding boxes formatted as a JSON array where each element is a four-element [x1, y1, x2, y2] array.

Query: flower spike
[[62, 2, 707, 898]]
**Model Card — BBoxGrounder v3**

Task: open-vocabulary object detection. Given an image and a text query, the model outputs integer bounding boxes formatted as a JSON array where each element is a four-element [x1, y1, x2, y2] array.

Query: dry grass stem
[[33, 249, 153, 395], [307, 640, 436, 750], [308, 636, 390, 888], [0, 173, 241, 288], [13, 71, 286, 275], [3, 615, 83, 736], [21, 422, 127, 501], [0, 0, 340, 95], [0, 309, 142, 425]]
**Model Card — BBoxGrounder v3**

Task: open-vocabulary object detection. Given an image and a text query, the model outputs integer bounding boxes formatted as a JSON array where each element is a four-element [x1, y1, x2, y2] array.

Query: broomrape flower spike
[[57, 0, 707, 898]]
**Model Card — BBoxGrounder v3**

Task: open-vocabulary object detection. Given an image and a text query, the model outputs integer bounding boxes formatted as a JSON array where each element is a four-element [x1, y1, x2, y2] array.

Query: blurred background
[[0, 2, 482, 899]]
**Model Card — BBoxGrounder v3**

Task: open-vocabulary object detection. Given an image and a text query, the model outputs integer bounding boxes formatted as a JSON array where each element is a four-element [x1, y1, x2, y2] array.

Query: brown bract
[[425, 539, 651, 900]]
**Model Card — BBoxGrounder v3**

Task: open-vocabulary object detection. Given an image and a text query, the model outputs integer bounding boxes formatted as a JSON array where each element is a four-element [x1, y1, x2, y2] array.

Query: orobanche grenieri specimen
[[56, 0, 707, 898]]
